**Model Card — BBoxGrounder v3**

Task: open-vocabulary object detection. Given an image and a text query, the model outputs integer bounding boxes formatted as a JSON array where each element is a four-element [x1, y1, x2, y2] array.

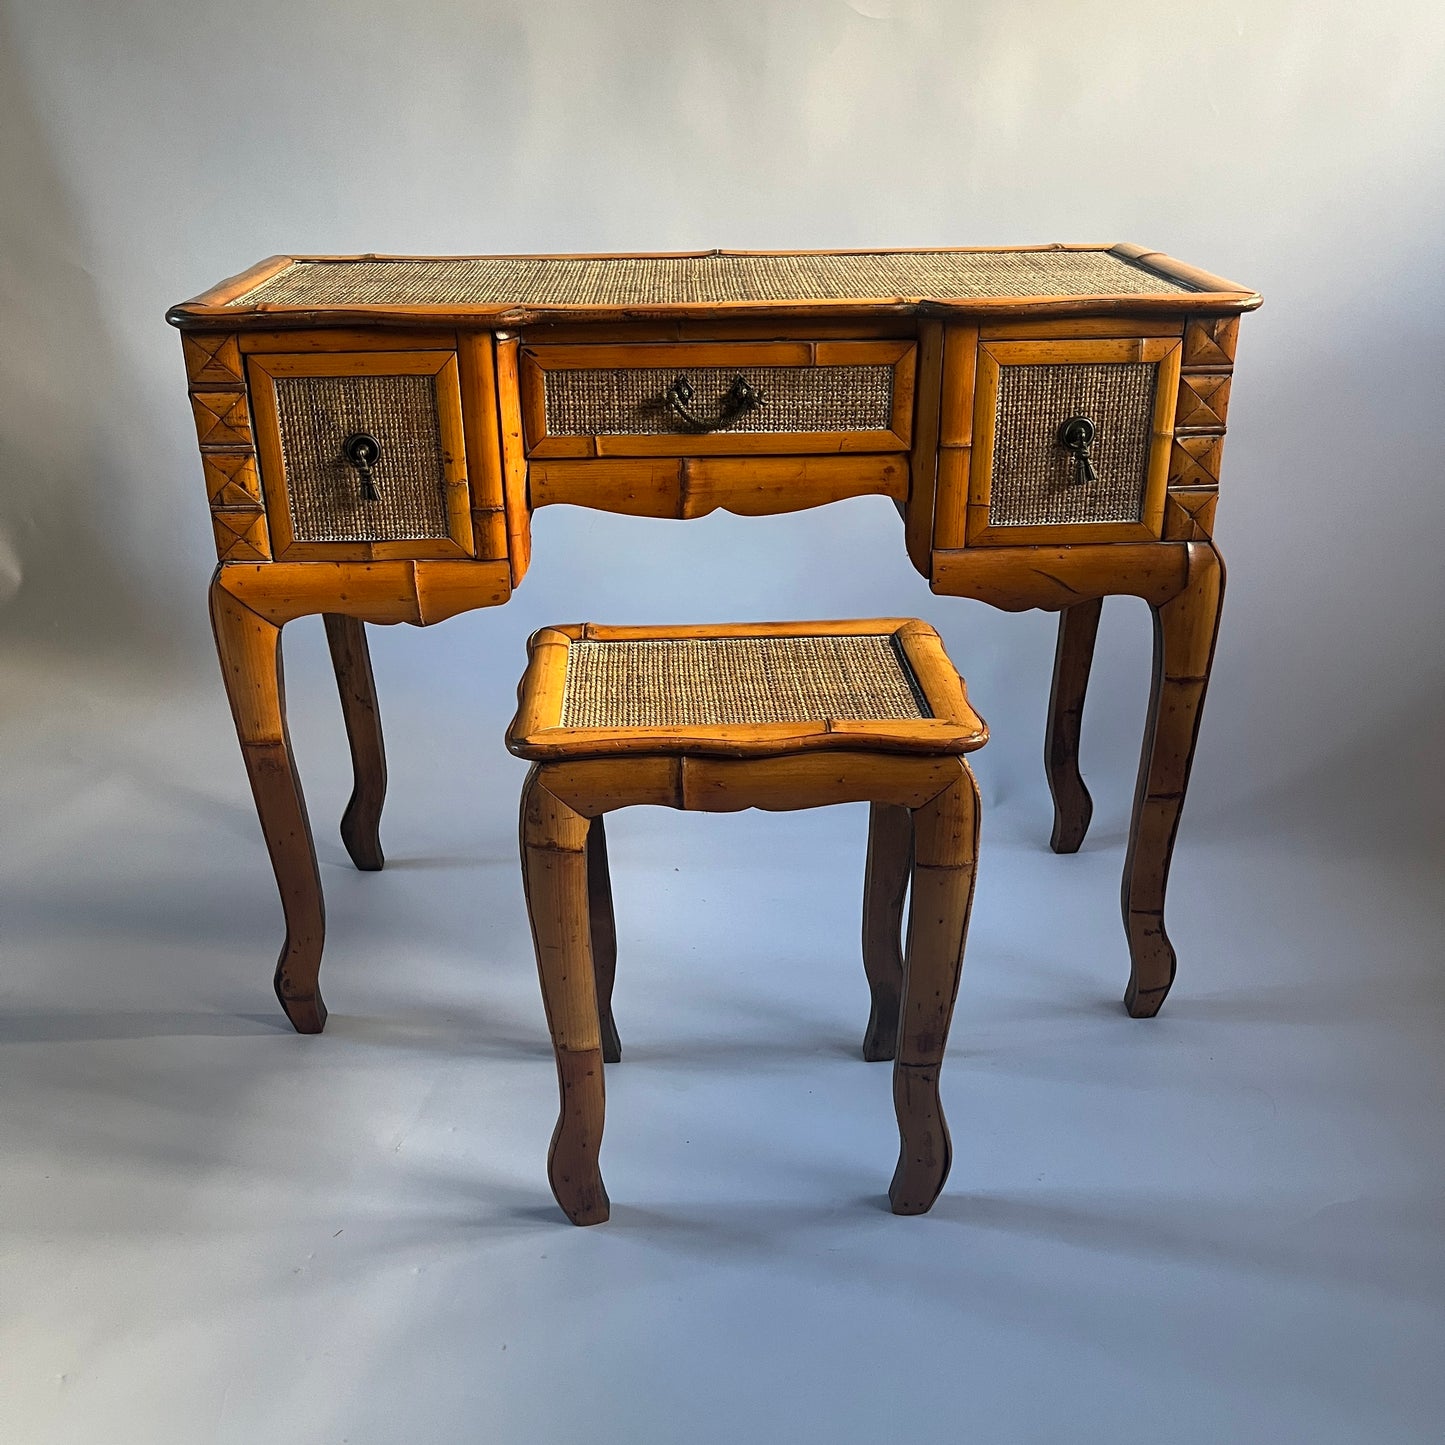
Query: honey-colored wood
[[238, 328, 458, 354], [930, 542, 1189, 610], [1181, 315, 1239, 369], [902, 319, 945, 576], [176, 245, 1256, 1030], [209, 578, 326, 1034], [862, 802, 912, 1061], [457, 331, 509, 560], [1162, 488, 1220, 542], [979, 317, 1185, 341], [505, 619, 986, 762], [516, 624, 982, 1221], [520, 317, 919, 345], [1122, 542, 1224, 1017], [216, 559, 510, 626], [323, 614, 387, 872], [529, 454, 906, 519], [520, 769, 609, 1225], [167, 245, 1261, 332], [520, 339, 915, 457], [965, 336, 1182, 547], [494, 335, 531, 585], [202, 451, 261, 506], [211, 508, 270, 563], [1175, 371, 1232, 431], [890, 764, 978, 1214], [190, 388, 252, 447], [247, 350, 475, 562], [1044, 597, 1103, 854], [1168, 433, 1225, 488], [182, 332, 245, 384]]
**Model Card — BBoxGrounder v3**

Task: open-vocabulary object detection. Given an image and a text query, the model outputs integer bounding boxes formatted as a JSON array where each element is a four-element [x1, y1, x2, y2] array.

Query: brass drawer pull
[[664, 373, 763, 432], [342, 431, 382, 500], [1057, 415, 1098, 485]]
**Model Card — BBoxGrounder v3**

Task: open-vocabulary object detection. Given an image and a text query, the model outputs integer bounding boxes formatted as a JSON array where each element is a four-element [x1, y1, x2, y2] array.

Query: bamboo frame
[[167, 245, 1262, 331], [506, 619, 987, 762], [519, 340, 915, 457], [964, 336, 1182, 548], [248, 349, 475, 561]]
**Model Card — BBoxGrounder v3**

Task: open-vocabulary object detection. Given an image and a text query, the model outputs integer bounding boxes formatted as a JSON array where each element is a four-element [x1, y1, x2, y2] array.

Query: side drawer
[[248, 350, 474, 560], [960, 336, 1183, 546], [519, 341, 916, 457]]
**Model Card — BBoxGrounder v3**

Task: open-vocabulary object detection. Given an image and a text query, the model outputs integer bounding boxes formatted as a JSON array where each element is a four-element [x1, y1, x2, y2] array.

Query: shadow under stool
[[507, 618, 988, 1225]]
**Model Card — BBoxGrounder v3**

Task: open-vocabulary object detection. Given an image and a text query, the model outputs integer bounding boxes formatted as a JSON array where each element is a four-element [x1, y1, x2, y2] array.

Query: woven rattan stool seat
[[509, 620, 986, 761]]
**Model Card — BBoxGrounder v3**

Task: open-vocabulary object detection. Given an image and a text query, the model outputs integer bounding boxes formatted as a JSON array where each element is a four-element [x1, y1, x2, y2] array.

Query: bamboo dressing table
[[168, 245, 1260, 1034]]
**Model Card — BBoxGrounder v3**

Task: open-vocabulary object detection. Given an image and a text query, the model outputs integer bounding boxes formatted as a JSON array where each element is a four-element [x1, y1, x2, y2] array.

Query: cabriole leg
[[1045, 596, 1104, 854], [1122, 544, 1225, 1017], [323, 614, 387, 872], [890, 763, 980, 1215], [861, 801, 912, 1061], [210, 578, 327, 1034], [586, 813, 622, 1063], [521, 767, 609, 1225]]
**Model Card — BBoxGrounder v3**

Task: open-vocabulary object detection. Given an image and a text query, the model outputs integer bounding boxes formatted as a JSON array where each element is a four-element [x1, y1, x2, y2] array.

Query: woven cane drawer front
[[520, 341, 915, 457], [966, 337, 1183, 546], [248, 351, 473, 560]]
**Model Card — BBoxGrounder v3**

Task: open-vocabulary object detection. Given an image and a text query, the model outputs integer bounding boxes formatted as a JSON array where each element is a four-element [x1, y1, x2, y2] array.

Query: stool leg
[[323, 614, 387, 872], [861, 802, 912, 1061], [586, 814, 622, 1063], [1045, 597, 1103, 855], [890, 763, 980, 1215], [520, 768, 609, 1225]]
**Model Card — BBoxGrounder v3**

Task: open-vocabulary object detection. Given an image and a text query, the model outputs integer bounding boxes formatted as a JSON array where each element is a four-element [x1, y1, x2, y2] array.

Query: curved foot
[[522, 769, 611, 1224], [1121, 544, 1224, 1016], [324, 614, 387, 872], [889, 1064, 951, 1214], [213, 581, 328, 1034], [276, 975, 328, 1035], [549, 1048, 610, 1225], [890, 765, 979, 1215], [862, 802, 912, 1061], [1123, 920, 1173, 1019], [1046, 598, 1103, 855]]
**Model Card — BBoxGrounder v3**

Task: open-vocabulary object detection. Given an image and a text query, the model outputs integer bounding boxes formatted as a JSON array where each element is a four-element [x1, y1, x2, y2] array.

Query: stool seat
[[508, 618, 987, 1225], [510, 619, 987, 760]]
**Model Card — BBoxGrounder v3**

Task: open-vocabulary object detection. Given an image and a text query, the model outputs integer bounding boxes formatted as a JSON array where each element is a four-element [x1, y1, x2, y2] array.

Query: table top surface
[[170, 245, 1260, 327]]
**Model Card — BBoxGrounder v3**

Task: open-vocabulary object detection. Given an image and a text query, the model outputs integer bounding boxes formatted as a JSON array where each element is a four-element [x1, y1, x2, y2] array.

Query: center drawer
[[519, 341, 916, 457]]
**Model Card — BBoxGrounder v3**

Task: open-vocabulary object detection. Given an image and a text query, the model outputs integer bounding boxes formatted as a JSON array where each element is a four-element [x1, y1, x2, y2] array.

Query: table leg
[[521, 767, 609, 1225], [861, 801, 912, 1061], [323, 614, 386, 872], [1122, 543, 1225, 1017], [210, 579, 327, 1034], [1045, 597, 1104, 854], [586, 814, 622, 1064], [890, 763, 980, 1215]]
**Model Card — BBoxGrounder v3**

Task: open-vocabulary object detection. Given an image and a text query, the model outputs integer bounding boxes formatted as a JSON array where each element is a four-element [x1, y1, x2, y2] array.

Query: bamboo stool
[[507, 619, 988, 1225]]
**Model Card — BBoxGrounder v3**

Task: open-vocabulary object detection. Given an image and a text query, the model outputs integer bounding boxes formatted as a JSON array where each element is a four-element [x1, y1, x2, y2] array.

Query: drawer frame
[[518, 340, 916, 458], [962, 335, 1183, 547], [249, 349, 475, 561]]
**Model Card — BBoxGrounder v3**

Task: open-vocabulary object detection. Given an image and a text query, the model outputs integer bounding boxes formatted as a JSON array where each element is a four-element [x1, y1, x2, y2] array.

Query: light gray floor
[[3, 637, 1443, 1445]]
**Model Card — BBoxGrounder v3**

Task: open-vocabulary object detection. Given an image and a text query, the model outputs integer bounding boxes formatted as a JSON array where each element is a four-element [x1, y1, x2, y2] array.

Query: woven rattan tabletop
[[170, 246, 1260, 324], [507, 620, 988, 761]]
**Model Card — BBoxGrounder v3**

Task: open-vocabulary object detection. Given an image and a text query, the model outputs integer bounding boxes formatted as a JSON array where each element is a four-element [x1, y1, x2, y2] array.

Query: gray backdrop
[[3, 2, 1443, 1442]]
